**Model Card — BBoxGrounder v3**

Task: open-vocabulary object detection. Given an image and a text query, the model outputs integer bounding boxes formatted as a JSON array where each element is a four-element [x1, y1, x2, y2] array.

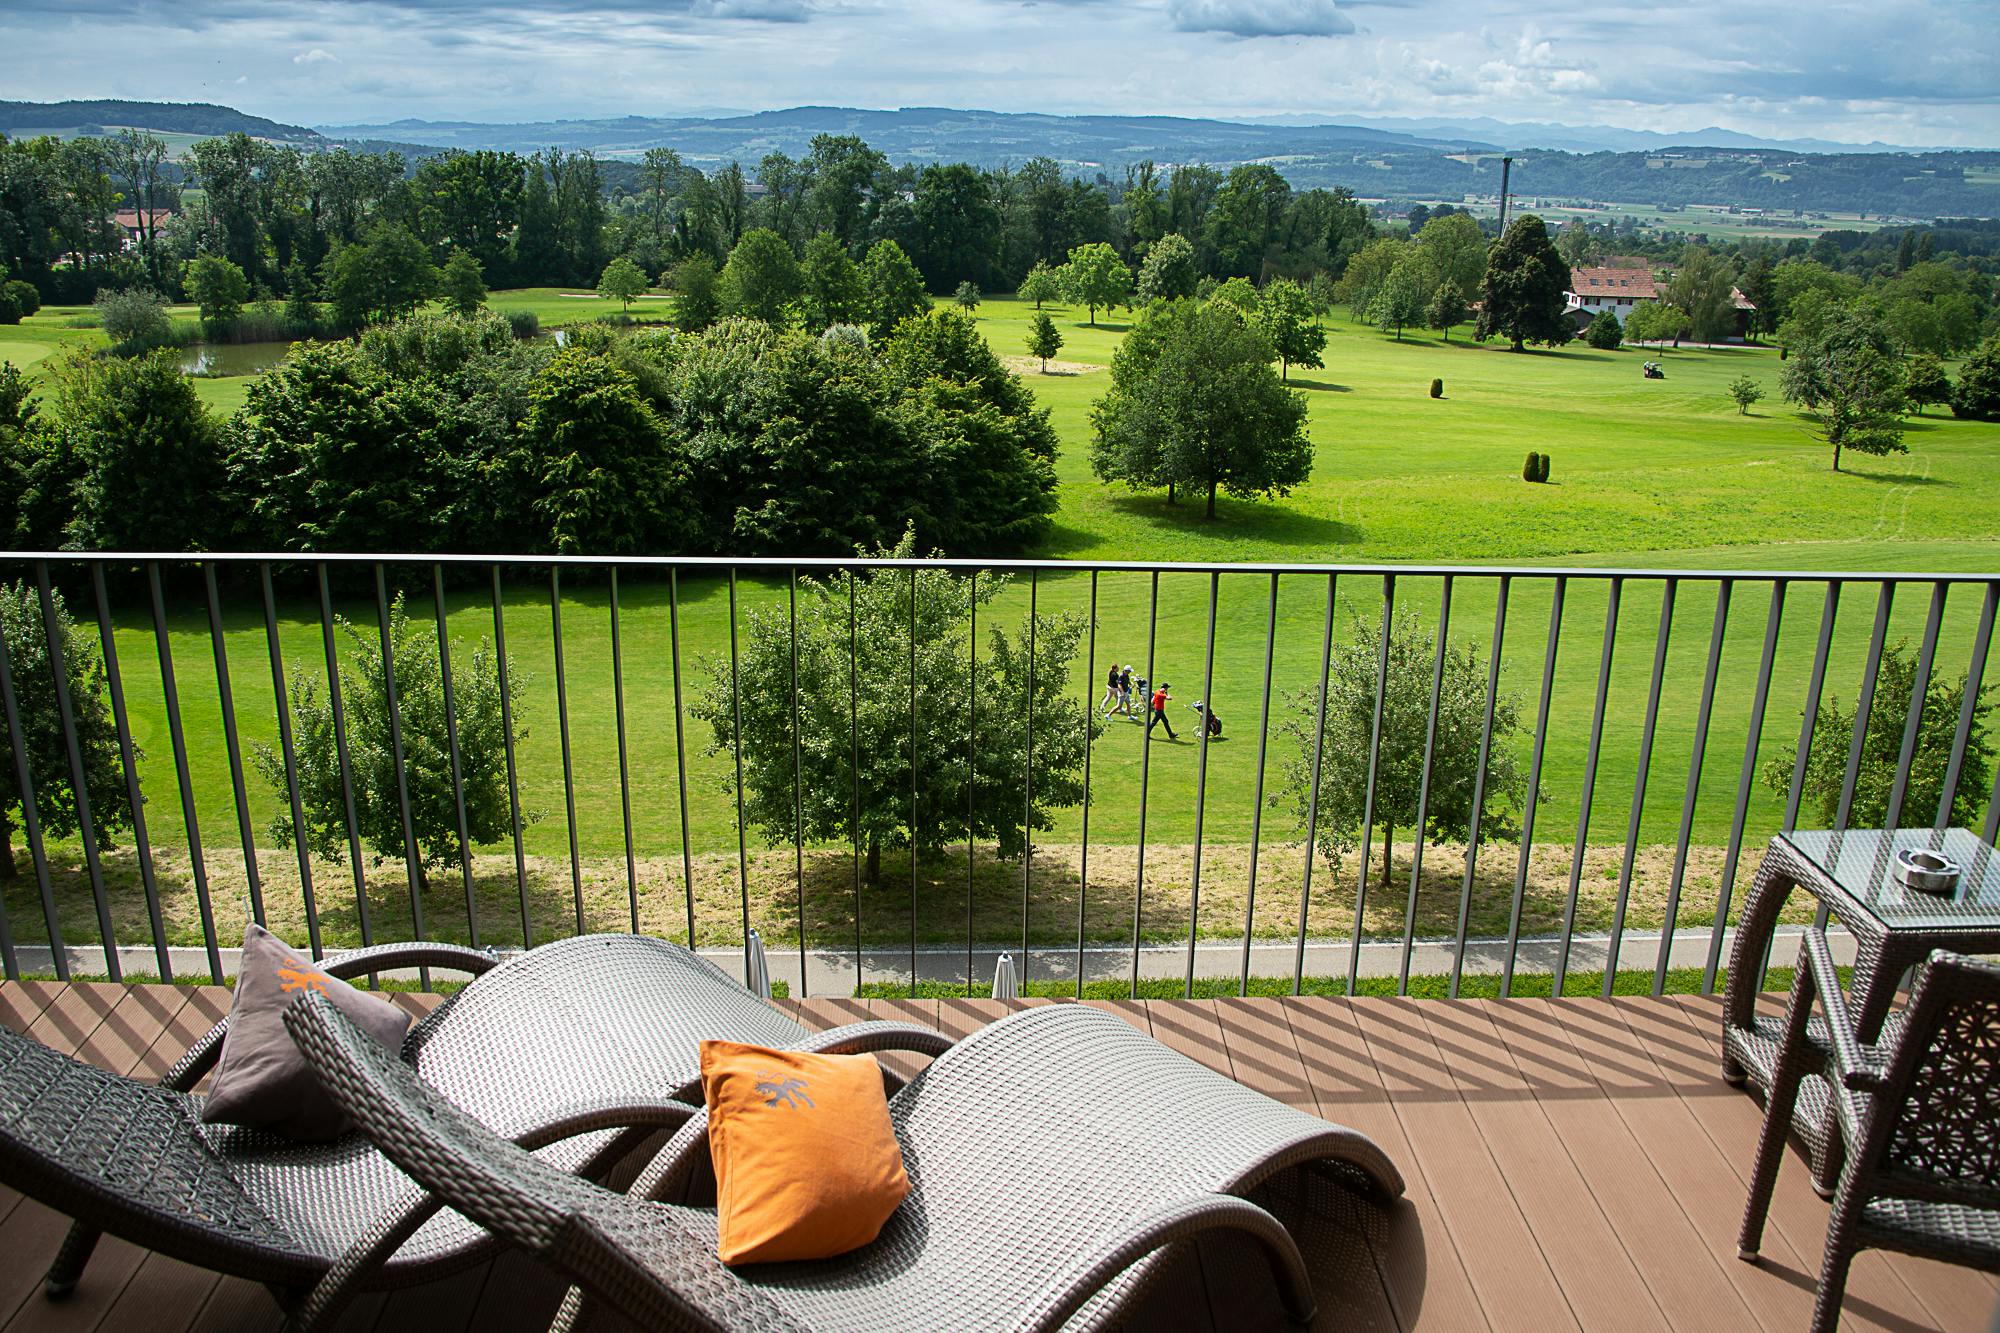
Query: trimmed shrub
[[5, 280, 41, 321], [1584, 310, 1623, 349], [1429, 377, 1444, 398], [1523, 451, 1540, 481], [1537, 453, 1552, 483]]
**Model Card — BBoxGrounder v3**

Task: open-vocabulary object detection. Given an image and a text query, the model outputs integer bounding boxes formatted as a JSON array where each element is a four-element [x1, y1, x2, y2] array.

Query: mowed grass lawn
[[5, 290, 2000, 958]]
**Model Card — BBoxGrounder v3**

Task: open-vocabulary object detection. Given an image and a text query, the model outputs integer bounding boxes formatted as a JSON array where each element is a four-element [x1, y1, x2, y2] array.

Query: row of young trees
[[0, 307, 1060, 559]]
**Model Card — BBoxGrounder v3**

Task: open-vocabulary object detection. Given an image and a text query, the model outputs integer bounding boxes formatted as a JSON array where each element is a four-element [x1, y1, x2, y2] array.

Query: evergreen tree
[[1476, 215, 1573, 350], [1027, 310, 1062, 372]]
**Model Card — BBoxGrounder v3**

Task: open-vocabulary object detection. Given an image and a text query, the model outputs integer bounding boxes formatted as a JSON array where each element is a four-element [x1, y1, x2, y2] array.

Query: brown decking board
[[0, 981, 1986, 1332]]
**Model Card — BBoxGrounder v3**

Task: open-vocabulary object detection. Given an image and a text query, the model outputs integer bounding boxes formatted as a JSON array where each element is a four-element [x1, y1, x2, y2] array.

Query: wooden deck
[[0, 982, 1992, 1331]]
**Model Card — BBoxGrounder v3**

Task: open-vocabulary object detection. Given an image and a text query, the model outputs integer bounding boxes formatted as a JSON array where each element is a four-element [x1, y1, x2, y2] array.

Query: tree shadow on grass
[[1283, 376, 1352, 392], [1074, 321, 1130, 334], [1101, 493, 1362, 547], [1839, 467, 1950, 487]]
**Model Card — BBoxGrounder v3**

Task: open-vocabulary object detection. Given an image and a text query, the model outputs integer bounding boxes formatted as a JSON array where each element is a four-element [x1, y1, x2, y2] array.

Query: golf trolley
[[1186, 699, 1223, 738]]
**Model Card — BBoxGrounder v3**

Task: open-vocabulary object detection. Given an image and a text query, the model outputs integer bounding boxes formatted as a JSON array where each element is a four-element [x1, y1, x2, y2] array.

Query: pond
[[178, 341, 294, 377]]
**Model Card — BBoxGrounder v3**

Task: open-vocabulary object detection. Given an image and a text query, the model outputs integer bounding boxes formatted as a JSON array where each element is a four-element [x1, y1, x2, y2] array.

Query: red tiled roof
[[113, 208, 173, 229], [1568, 266, 1658, 299]]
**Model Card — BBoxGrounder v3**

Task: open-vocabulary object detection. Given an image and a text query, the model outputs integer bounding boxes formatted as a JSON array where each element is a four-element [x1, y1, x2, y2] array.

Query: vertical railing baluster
[[1987, 743, 2000, 845], [1703, 580, 1788, 994], [1937, 583, 1996, 828], [610, 568, 638, 935], [788, 569, 806, 995], [318, 565, 372, 958], [1450, 576, 1510, 999], [0, 593, 62, 980], [1076, 570, 1096, 998], [849, 569, 863, 993], [550, 568, 584, 935], [1132, 571, 1161, 997], [1404, 576, 1455, 997], [151, 563, 220, 982], [1293, 573, 1338, 995], [1553, 577, 1619, 1000], [1242, 571, 1280, 996], [1834, 582, 1896, 835], [261, 564, 320, 959], [1883, 581, 1946, 832], [375, 564, 429, 988], [668, 569, 695, 952], [1784, 584, 1842, 832], [432, 566, 479, 949], [1605, 578, 1675, 997], [93, 565, 169, 980], [1655, 579, 1730, 995], [1186, 571, 1220, 998], [1020, 570, 1037, 986], [966, 570, 978, 995], [1500, 576, 1560, 997], [204, 564, 263, 928], [1348, 574, 1395, 996], [489, 569, 529, 948], [36, 563, 119, 979], [907, 568, 919, 997]]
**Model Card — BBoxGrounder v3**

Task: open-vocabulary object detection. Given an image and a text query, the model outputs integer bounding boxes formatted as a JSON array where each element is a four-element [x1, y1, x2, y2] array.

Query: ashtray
[[1894, 847, 1961, 896]]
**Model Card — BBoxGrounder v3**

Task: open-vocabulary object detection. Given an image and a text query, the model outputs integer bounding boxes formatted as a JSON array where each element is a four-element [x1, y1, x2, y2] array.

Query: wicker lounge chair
[[284, 995, 1406, 1333], [1736, 928, 2000, 1332], [0, 933, 950, 1313]]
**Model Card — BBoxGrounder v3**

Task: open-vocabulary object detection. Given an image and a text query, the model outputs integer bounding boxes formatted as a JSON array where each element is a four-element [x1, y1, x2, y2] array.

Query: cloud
[[692, 0, 811, 19], [292, 47, 338, 64], [1166, 0, 1354, 38]]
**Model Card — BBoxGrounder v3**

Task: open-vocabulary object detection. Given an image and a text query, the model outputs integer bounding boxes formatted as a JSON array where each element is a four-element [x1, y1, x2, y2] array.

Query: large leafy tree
[[799, 232, 866, 331], [910, 162, 1001, 291], [1762, 641, 1993, 829], [322, 223, 439, 331], [1059, 242, 1130, 326], [692, 536, 1094, 883], [861, 239, 929, 342], [1277, 606, 1530, 890], [1135, 232, 1200, 304], [1951, 335, 2000, 421], [185, 255, 249, 334], [1254, 277, 1326, 379], [259, 594, 529, 889], [669, 254, 722, 332], [520, 345, 693, 553], [1017, 261, 1060, 309], [1780, 313, 1907, 471], [1090, 299, 1312, 518], [719, 227, 802, 325], [439, 250, 487, 316], [0, 581, 132, 881], [1413, 211, 1487, 304], [1476, 215, 1572, 350], [1665, 245, 1740, 344], [1369, 255, 1428, 340]]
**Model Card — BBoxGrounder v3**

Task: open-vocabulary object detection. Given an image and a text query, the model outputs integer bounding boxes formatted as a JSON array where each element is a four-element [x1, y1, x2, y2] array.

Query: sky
[[4, 0, 1997, 147]]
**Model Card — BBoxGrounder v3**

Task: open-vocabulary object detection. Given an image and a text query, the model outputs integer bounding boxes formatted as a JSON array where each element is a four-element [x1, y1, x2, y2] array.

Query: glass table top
[[1781, 828, 2000, 931]]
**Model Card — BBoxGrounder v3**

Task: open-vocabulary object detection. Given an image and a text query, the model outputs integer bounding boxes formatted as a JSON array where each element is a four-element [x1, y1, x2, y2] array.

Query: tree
[[1950, 336, 2000, 421], [259, 594, 529, 889], [799, 233, 865, 331], [719, 227, 802, 325], [953, 280, 981, 312], [1762, 641, 1992, 829], [1369, 255, 1427, 341], [691, 538, 1094, 882], [1727, 375, 1764, 414], [0, 581, 133, 881], [669, 254, 722, 332], [1583, 309, 1622, 349], [1781, 318, 1907, 471], [321, 224, 438, 330], [1339, 237, 1406, 323], [185, 255, 249, 334], [1254, 277, 1326, 379], [1135, 232, 1200, 304], [439, 250, 487, 316], [92, 287, 169, 352], [1425, 281, 1470, 342], [111, 128, 171, 286], [1625, 300, 1691, 349], [1414, 211, 1487, 305], [1476, 216, 1572, 350], [1090, 299, 1312, 518], [1018, 261, 1060, 309], [41, 349, 224, 550], [1665, 245, 1739, 344], [520, 346, 693, 553], [861, 239, 929, 342], [1059, 242, 1130, 326], [1027, 310, 1062, 372], [1276, 606, 1529, 889], [1902, 353, 1950, 416], [596, 255, 650, 313]]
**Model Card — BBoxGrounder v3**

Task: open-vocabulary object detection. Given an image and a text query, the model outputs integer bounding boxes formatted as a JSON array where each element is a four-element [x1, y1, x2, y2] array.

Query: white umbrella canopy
[[744, 929, 772, 999], [991, 953, 1018, 1001]]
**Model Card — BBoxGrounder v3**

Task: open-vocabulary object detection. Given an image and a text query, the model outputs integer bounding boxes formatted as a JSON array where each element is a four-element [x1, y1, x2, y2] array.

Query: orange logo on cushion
[[700, 1040, 909, 1266], [277, 957, 330, 996]]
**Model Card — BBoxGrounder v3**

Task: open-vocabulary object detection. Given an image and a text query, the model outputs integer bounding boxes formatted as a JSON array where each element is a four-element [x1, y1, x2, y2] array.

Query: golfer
[[1099, 662, 1122, 716], [1147, 681, 1177, 739]]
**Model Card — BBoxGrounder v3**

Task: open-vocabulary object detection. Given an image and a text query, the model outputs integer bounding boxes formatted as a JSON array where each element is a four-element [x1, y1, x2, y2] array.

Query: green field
[[4, 292, 1998, 965]]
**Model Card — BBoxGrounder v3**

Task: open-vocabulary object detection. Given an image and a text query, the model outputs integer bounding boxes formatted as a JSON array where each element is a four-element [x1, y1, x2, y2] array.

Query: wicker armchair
[[1736, 928, 2000, 1332], [284, 993, 1405, 1333], [0, 934, 950, 1316]]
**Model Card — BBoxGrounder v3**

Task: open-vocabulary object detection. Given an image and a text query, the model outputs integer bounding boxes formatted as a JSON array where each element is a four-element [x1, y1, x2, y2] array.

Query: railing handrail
[[8, 550, 1999, 583]]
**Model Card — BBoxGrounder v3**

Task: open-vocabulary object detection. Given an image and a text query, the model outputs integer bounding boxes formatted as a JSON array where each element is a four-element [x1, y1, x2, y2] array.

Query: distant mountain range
[[0, 99, 320, 143], [1248, 114, 1945, 155]]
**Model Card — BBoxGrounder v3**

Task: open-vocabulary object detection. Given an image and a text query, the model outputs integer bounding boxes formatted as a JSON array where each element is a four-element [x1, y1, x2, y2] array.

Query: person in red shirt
[[1147, 681, 1177, 740]]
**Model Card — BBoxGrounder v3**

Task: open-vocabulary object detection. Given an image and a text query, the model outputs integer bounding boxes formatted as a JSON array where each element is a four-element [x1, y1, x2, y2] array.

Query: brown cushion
[[201, 924, 412, 1141], [700, 1040, 910, 1265]]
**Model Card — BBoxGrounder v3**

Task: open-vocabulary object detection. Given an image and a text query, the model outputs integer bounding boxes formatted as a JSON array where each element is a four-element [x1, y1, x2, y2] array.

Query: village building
[[113, 207, 174, 250], [1564, 259, 1758, 340]]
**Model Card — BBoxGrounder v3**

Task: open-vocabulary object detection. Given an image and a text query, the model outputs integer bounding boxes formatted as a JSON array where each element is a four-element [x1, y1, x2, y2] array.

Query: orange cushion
[[699, 1040, 910, 1266]]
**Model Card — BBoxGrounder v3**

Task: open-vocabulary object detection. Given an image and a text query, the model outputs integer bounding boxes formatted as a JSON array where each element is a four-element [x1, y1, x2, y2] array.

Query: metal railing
[[2, 551, 1995, 998]]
